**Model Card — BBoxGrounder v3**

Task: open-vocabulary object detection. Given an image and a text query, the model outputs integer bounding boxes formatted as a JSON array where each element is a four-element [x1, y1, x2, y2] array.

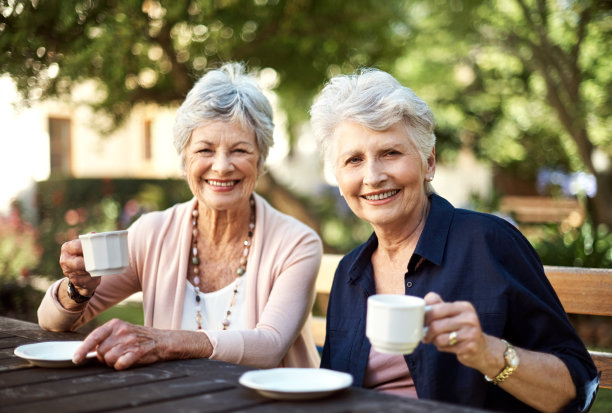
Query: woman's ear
[[426, 147, 436, 178]]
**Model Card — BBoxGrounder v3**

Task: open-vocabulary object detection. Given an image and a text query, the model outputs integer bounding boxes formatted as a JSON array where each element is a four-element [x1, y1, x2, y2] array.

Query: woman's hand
[[73, 319, 166, 370], [421, 292, 576, 411], [60, 238, 101, 297], [58, 239, 101, 309], [422, 292, 505, 374], [73, 319, 213, 370]]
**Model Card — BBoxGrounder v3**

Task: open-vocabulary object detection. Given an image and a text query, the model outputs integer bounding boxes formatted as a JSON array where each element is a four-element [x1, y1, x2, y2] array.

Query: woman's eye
[[346, 156, 362, 164]]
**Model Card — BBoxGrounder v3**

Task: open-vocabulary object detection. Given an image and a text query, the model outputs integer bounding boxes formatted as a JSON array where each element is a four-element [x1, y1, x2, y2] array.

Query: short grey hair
[[173, 62, 274, 173], [310, 68, 436, 174]]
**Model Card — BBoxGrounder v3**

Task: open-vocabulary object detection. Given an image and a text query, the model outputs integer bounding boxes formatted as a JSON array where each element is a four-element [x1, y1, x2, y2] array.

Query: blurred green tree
[[0, 0, 410, 248], [1, 0, 610, 236], [0, 0, 407, 146], [392, 0, 611, 227]]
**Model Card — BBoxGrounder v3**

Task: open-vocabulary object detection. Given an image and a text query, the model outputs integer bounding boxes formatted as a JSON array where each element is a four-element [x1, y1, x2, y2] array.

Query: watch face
[[505, 347, 520, 368], [67, 281, 91, 303]]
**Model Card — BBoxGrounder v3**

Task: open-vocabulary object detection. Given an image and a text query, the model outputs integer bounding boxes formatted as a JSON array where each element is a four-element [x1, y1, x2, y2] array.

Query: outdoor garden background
[[1, 1, 610, 410]]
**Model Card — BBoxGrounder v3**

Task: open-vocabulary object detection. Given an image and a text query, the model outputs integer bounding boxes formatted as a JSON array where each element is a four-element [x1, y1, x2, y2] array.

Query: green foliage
[[0, 203, 42, 282], [531, 221, 612, 268], [592, 388, 612, 413], [76, 301, 145, 334], [467, 190, 611, 268], [0, 203, 44, 322], [393, 0, 612, 226], [35, 178, 192, 276], [94, 301, 144, 326], [0, 0, 408, 135], [2, 0, 611, 241], [308, 185, 371, 253]]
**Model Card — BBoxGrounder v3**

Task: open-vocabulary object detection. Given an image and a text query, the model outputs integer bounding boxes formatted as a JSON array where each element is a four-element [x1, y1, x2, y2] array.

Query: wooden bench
[[312, 254, 612, 389], [543, 266, 612, 388], [498, 196, 584, 225], [311, 254, 343, 348]]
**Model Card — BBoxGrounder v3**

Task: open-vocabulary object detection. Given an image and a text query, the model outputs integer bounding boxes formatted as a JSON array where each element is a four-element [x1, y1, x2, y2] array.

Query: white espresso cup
[[79, 230, 129, 277], [366, 294, 430, 355]]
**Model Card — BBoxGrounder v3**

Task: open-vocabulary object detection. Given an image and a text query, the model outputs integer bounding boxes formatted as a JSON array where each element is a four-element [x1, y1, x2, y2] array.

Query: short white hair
[[310, 68, 436, 173], [173, 62, 274, 173]]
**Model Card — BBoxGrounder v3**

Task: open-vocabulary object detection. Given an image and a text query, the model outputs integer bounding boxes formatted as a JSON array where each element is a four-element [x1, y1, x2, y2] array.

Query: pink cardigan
[[38, 194, 322, 368]]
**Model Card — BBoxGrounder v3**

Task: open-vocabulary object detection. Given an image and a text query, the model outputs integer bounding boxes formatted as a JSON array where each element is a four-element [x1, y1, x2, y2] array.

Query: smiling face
[[184, 120, 260, 212], [333, 120, 435, 231]]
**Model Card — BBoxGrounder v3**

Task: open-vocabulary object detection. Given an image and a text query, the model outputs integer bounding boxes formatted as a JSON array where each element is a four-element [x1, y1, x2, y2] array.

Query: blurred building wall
[[0, 76, 182, 220]]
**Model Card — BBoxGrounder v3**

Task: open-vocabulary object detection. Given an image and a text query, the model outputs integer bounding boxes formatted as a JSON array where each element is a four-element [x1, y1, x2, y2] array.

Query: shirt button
[[406, 281, 413, 288]]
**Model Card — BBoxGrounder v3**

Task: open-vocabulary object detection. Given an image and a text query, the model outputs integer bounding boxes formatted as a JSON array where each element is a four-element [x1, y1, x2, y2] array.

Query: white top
[[180, 280, 247, 331]]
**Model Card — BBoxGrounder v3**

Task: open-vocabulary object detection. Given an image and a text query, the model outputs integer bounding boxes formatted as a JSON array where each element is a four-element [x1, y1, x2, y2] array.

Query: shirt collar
[[346, 232, 378, 286], [345, 193, 454, 283], [413, 193, 454, 267]]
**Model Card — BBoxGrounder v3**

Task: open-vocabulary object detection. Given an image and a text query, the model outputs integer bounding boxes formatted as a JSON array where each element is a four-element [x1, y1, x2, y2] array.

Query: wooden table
[[0, 316, 490, 413]]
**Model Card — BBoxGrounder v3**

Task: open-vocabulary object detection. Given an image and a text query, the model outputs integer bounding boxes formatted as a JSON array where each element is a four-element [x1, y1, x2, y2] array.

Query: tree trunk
[[589, 171, 612, 228], [255, 172, 322, 237]]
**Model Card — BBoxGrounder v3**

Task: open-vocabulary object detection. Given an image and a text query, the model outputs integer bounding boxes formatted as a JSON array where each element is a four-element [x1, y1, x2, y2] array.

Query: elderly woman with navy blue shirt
[[309, 68, 599, 412]]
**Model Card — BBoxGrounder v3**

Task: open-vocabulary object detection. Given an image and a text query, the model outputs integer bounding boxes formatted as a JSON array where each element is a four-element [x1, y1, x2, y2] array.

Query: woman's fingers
[[424, 301, 478, 341], [74, 319, 163, 370], [423, 291, 443, 305], [114, 351, 140, 371], [423, 292, 444, 330], [423, 301, 462, 342], [420, 294, 494, 371], [72, 321, 115, 364], [60, 242, 85, 272], [60, 239, 101, 293], [424, 300, 491, 369], [63, 238, 84, 255]]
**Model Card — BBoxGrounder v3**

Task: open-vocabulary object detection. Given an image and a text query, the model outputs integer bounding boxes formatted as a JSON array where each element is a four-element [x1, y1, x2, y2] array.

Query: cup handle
[[423, 305, 432, 336]]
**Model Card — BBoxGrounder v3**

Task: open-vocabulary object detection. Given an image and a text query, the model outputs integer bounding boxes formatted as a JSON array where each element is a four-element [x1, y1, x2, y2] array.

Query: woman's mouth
[[206, 179, 239, 188], [362, 190, 399, 201]]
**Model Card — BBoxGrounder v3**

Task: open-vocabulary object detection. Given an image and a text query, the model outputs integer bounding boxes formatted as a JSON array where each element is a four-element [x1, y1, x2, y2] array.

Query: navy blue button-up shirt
[[321, 194, 598, 412]]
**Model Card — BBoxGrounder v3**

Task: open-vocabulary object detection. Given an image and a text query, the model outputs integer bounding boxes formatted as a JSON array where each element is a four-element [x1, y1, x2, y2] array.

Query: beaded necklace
[[190, 196, 255, 330]]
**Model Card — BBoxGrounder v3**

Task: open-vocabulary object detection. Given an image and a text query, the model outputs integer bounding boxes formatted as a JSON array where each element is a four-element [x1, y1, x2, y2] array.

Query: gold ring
[[448, 331, 458, 346]]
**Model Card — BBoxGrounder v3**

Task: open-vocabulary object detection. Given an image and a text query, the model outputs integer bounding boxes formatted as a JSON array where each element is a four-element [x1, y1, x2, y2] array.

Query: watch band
[[67, 280, 94, 303], [484, 339, 519, 385]]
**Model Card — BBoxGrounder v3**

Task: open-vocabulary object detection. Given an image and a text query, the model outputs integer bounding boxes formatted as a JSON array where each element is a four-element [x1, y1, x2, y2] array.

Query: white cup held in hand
[[366, 294, 430, 355], [79, 230, 129, 277]]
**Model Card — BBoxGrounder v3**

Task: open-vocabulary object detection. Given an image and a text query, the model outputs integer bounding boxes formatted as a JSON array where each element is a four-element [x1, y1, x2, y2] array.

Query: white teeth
[[364, 190, 398, 201], [207, 180, 236, 187]]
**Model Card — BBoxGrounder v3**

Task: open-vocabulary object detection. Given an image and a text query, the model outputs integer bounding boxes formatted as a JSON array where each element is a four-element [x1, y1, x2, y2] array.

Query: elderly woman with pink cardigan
[[38, 62, 322, 370]]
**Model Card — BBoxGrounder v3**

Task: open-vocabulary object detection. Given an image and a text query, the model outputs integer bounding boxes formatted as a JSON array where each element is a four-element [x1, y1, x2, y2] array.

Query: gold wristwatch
[[484, 339, 519, 385]]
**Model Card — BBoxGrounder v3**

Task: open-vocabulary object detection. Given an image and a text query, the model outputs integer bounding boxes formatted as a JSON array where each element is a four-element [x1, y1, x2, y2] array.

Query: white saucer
[[14, 341, 97, 368], [239, 368, 353, 400]]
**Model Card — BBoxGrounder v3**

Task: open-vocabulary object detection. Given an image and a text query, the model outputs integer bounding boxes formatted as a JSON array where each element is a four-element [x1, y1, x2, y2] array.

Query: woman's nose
[[212, 152, 234, 174], [363, 160, 386, 186]]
